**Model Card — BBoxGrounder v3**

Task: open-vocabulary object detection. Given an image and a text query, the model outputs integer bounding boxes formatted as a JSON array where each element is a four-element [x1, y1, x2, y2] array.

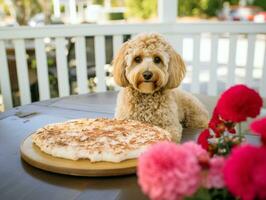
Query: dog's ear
[[165, 47, 186, 89], [112, 42, 129, 87]]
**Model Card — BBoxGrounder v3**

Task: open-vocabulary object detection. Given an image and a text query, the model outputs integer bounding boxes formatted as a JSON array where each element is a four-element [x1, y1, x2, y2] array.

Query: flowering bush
[[222, 117, 266, 200], [137, 84, 265, 200], [198, 84, 263, 156], [224, 145, 266, 200]]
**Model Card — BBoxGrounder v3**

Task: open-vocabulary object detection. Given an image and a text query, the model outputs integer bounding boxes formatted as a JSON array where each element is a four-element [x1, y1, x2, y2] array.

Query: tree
[[0, 0, 52, 25], [125, 0, 157, 19], [37, 0, 52, 24], [12, 0, 41, 25], [125, 0, 266, 19], [251, 0, 266, 10]]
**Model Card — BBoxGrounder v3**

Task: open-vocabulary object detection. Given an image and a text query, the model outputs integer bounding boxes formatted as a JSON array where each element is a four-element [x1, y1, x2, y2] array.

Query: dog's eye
[[154, 56, 161, 64], [134, 56, 142, 63]]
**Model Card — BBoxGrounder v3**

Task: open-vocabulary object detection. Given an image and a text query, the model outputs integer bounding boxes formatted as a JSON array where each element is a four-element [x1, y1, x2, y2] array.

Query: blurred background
[[0, 0, 266, 111], [1, 0, 266, 26]]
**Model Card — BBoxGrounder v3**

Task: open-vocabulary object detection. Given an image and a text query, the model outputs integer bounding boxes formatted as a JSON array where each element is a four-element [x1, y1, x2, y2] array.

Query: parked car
[[219, 5, 262, 21], [254, 12, 266, 23]]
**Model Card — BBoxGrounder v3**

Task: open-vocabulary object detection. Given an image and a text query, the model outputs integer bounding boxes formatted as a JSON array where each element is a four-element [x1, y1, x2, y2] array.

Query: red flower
[[197, 129, 211, 151], [209, 108, 236, 135], [224, 145, 266, 200], [216, 84, 263, 122], [250, 117, 266, 146]]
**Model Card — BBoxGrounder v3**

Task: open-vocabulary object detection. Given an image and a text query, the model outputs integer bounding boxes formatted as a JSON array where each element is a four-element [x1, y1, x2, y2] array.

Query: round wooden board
[[20, 135, 137, 177]]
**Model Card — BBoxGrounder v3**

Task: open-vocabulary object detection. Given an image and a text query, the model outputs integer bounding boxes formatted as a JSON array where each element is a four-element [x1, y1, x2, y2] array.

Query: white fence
[[0, 22, 266, 110]]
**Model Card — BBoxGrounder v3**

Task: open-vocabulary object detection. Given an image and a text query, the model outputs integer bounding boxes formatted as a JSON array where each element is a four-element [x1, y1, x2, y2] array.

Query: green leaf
[[185, 188, 211, 200]]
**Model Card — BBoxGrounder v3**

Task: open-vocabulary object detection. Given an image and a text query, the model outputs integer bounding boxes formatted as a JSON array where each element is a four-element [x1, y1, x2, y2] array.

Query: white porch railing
[[0, 22, 266, 110]]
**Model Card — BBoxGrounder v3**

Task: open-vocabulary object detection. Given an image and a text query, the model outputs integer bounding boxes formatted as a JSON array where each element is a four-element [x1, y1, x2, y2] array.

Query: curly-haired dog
[[113, 33, 209, 142]]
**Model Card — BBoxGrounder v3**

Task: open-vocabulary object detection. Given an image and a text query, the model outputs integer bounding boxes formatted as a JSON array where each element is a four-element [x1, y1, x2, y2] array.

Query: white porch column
[[158, 0, 178, 54], [53, 0, 61, 18], [69, 0, 77, 24], [104, 0, 111, 9], [158, 0, 177, 23]]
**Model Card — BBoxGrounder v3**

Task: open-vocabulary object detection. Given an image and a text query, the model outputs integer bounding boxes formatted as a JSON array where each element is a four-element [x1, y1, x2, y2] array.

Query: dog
[[112, 33, 209, 142]]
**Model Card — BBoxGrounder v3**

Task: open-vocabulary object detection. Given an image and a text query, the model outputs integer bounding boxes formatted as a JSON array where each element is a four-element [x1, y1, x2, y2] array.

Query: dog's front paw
[[166, 126, 182, 143], [193, 114, 209, 129]]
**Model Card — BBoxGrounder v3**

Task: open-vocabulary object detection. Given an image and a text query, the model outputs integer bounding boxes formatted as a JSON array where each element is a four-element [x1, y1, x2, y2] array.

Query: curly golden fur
[[113, 33, 209, 142]]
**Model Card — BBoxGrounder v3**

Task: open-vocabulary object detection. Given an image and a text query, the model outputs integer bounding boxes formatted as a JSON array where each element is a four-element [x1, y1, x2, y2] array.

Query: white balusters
[[191, 35, 200, 93], [94, 35, 106, 92], [166, 34, 179, 52], [0, 23, 265, 110], [130, 33, 137, 39], [55, 37, 70, 97], [35, 38, 50, 100], [176, 35, 183, 56], [75, 36, 88, 94], [176, 35, 183, 89], [13, 39, 31, 105], [113, 35, 123, 56], [112, 35, 123, 90], [245, 34, 256, 86], [227, 35, 237, 88], [0, 41, 13, 109], [260, 40, 266, 97], [208, 34, 218, 96]]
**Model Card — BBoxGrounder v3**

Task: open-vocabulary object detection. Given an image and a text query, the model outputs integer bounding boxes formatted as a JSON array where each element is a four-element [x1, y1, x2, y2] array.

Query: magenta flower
[[224, 145, 266, 200], [250, 117, 266, 146], [137, 142, 203, 200]]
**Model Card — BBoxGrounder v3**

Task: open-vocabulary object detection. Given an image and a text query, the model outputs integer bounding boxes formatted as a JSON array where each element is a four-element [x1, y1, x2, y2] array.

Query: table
[[0, 91, 261, 200]]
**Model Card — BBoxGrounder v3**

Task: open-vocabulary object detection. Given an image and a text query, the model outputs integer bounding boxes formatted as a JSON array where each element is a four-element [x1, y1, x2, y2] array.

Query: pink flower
[[203, 156, 225, 189], [224, 145, 266, 200], [182, 141, 210, 168], [250, 117, 266, 146], [253, 159, 266, 200], [216, 84, 263, 122], [137, 142, 202, 200], [182, 141, 209, 159]]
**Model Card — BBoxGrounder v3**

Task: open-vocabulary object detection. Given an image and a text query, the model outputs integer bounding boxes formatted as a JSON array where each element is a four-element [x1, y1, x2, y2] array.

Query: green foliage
[[178, 0, 241, 17], [124, 0, 244, 19], [125, 0, 157, 19], [252, 0, 266, 11], [92, 0, 104, 5], [185, 188, 212, 200], [178, 0, 203, 17], [204, 0, 224, 17], [185, 188, 236, 200], [111, 0, 124, 7], [13, 0, 42, 25], [0, 0, 52, 25], [126, 0, 266, 19], [0, 0, 10, 15]]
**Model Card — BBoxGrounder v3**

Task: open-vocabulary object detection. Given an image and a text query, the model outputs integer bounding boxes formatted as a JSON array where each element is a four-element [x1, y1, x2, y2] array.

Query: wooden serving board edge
[[20, 135, 137, 177]]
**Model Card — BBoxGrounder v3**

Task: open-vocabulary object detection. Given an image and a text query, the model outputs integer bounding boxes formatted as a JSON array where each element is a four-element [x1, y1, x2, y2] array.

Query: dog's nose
[[143, 71, 153, 80]]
